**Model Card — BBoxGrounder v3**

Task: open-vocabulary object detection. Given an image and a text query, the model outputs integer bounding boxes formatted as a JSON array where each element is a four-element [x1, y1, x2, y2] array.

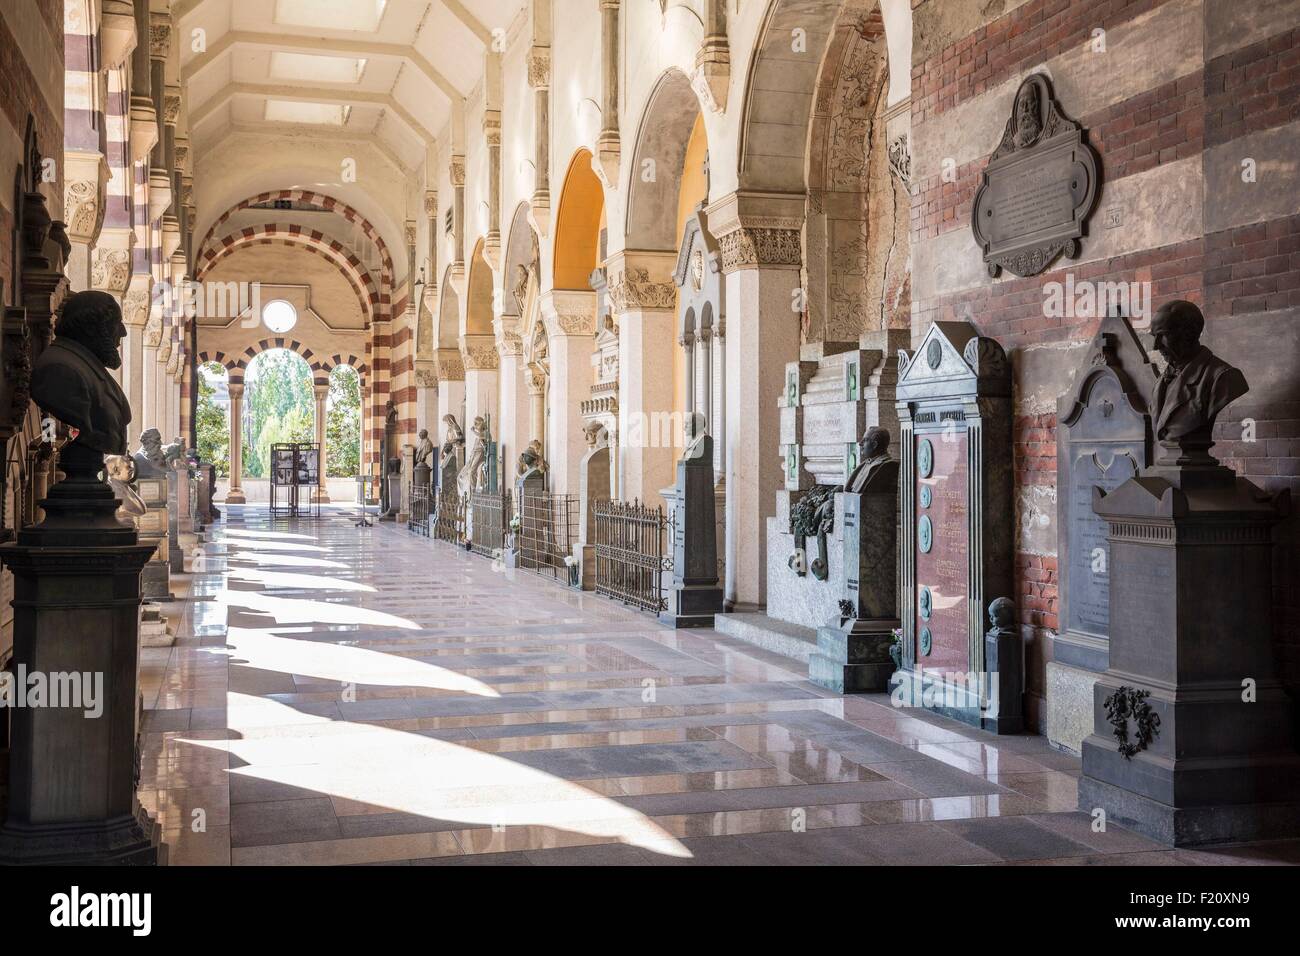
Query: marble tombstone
[[132, 428, 172, 599], [890, 320, 1019, 733], [1050, 311, 1158, 752], [660, 413, 723, 628], [1079, 301, 1297, 846]]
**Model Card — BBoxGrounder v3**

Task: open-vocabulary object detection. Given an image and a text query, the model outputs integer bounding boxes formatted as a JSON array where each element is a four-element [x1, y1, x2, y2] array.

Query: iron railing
[[408, 482, 431, 537], [517, 490, 579, 583], [593, 499, 671, 614], [433, 487, 467, 545], [469, 488, 512, 559]]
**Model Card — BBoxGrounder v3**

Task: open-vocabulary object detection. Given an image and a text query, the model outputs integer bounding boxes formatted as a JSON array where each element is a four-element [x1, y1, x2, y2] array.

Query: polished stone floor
[[138, 506, 1300, 865]]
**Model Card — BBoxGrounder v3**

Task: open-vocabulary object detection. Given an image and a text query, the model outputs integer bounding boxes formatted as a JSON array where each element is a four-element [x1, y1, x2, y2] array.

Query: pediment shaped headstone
[[896, 320, 1010, 400]]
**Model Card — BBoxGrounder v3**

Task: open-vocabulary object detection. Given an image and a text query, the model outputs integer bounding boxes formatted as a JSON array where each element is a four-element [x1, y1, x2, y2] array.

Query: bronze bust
[[31, 291, 131, 455], [1149, 300, 1247, 463], [845, 426, 893, 494]]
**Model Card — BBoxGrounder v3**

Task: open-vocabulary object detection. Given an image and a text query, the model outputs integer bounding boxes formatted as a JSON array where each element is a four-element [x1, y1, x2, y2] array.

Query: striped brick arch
[[194, 224, 379, 325], [198, 189, 395, 291]]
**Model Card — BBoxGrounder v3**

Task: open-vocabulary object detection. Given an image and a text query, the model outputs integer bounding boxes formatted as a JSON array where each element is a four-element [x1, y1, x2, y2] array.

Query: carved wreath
[[1103, 685, 1160, 759]]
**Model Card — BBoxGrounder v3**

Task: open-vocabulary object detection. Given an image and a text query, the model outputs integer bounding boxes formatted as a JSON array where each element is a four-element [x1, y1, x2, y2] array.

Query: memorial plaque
[[894, 321, 1015, 732], [1056, 314, 1155, 672], [971, 73, 1100, 278]]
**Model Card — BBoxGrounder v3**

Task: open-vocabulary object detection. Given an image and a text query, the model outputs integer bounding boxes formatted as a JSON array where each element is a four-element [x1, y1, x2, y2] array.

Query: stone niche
[[768, 329, 907, 629], [1049, 313, 1157, 752], [891, 321, 1017, 732]]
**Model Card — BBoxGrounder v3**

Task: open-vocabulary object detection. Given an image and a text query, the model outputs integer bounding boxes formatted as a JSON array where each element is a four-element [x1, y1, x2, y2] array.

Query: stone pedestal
[[0, 442, 164, 865], [139, 602, 171, 647], [414, 462, 432, 491], [135, 475, 171, 600], [167, 469, 196, 573], [1078, 466, 1297, 845], [660, 436, 724, 628], [813, 468, 900, 694]]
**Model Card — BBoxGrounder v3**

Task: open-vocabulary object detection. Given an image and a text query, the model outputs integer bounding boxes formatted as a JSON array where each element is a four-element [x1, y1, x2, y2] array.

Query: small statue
[[32, 290, 131, 456], [105, 454, 146, 527], [988, 596, 1016, 632], [516, 439, 548, 478], [512, 263, 531, 315], [415, 428, 435, 468], [133, 427, 168, 478], [1148, 300, 1248, 464], [163, 437, 187, 470], [459, 416, 489, 494], [440, 414, 465, 471]]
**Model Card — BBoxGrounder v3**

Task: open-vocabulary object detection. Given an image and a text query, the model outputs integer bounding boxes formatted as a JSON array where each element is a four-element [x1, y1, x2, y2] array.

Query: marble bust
[[105, 454, 146, 526], [1149, 300, 1248, 461], [133, 427, 167, 478], [31, 290, 131, 455], [517, 439, 548, 479], [415, 428, 434, 468]]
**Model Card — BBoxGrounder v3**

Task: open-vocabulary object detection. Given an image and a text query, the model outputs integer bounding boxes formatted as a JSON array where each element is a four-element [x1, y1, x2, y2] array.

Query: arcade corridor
[[138, 509, 1298, 866]]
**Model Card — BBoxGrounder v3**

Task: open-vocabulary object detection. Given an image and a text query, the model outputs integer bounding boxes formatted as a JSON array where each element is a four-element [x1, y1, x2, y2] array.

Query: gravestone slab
[[1051, 313, 1156, 751], [890, 321, 1016, 731]]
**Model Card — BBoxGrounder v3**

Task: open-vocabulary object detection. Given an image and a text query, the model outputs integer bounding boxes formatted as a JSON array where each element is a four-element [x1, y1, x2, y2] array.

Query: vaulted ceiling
[[176, 0, 527, 216]]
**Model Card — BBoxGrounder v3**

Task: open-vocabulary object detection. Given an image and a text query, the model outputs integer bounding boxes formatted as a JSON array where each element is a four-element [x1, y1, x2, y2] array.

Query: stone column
[[226, 382, 246, 503], [596, 0, 621, 186], [542, 292, 597, 499], [710, 192, 804, 609], [527, 33, 551, 234], [527, 367, 546, 456], [435, 349, 467, 449], [682, 329, 697, 419], [496, 328, 530, 468], [462, 334, 500, 453], [313, 384, 330, 503], [483, 111, 502, 267], [608, 252, 677, 507]]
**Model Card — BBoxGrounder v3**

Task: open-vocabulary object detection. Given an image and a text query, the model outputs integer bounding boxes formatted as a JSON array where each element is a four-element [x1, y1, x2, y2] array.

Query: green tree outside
[[326, 365, 361, 477], [243, 349, 315, 478], [195, 361, 229, 476]]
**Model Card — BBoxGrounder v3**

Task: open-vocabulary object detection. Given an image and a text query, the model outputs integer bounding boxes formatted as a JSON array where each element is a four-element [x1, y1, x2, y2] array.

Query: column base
[[224, 490, 246, 504], [659, 585, 724, 629], [312, 487, 331, 503], [0, 804, 165, 866]]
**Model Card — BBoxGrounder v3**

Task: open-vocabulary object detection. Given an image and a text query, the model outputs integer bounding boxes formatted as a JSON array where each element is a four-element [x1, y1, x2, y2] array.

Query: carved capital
[[91, 247, 132, 294], [148, 13, 171, 59], [607, 266, 675, 313], [436, 347, 465, 382], [527, 47, 551, 88], [449, 157, 465, 186], [423, 190, 438, 217], [64, 179, 102, 245], [163, 88, 182, 126], [717, 226, 802, 272]]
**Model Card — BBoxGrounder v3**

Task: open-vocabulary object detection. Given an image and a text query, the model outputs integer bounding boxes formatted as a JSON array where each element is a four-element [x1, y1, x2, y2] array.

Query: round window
[[261, 299, 297, 333]]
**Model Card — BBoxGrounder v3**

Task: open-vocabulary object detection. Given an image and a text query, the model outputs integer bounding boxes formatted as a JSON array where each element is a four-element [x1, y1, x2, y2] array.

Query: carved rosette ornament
[[971, 73, 1100, 279], [608, 267, 676, 313]]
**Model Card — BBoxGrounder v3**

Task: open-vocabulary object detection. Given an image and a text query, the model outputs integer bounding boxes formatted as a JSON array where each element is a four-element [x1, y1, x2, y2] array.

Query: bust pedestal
[[134, 472, 171, 600], [1079, 463, 1298, 845], [812, 466, 900, 693], [0, 442, 164, 865]]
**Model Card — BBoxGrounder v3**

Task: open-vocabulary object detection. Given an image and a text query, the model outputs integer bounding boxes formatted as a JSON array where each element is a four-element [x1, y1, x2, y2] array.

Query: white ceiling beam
[[222, 121, 414, 174], [189, 82, 436, 145], [180, 30, 463, 103]]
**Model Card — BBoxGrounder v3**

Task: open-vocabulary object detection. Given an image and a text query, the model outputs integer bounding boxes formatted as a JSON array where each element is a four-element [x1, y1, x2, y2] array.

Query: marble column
[[596, 0, 621, 186], [609, 253, 677, 507], [527, 369, 546, 454], [527, 28, 552, 234], [226, 382, 246, 503], [710, 193, 803, 609], [496, 337, 530, 469], [313, 384, 330, 503]]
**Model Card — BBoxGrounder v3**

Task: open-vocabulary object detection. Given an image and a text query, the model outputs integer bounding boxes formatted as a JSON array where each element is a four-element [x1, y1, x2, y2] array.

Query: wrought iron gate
[[433, 488, 466, 544], [516, 490, 578, 583], [469, 489, 512, 559]]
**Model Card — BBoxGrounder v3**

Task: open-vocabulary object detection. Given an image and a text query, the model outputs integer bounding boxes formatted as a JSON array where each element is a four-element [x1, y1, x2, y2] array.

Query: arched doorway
[[196, 361, 231, 479], [240, 348, 315, 501], [326, 365, 362, 484]]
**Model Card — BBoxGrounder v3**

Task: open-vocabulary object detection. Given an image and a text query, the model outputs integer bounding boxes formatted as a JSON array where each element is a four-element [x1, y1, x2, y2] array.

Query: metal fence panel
[[593, 499, 670, 613], [469, 489, 512, 559], [517, 490, 578, 583]]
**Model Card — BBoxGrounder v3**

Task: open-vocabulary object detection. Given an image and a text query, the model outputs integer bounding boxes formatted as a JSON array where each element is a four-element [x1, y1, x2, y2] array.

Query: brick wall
[[909, 0, 1300, 728]]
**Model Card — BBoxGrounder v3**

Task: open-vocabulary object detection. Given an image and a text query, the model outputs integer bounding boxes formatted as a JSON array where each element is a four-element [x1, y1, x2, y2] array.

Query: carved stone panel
[[971, 73, 1100, 278]]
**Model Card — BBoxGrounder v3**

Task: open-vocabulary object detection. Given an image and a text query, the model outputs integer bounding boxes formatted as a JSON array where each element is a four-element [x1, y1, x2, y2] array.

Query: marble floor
[[138, 506, 1300, 866]]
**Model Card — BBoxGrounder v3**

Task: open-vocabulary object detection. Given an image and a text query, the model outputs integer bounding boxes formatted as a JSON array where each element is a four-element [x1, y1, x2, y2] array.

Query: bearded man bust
[[32, 290, 131, 456]]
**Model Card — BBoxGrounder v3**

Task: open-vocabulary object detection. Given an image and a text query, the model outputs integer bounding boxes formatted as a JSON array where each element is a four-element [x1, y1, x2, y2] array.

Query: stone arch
[[624, 69, 705, 252], [195, 224, 379, 326], [198, 189, 395, 286], [802, 0, 909, 343], [553, 149, 605, 290], [737, 0, 910, 193], [501, 202, 539, 321], [436, 264, 461, 350], [465, 237, 495, 337], [226, 337, 326, 387]]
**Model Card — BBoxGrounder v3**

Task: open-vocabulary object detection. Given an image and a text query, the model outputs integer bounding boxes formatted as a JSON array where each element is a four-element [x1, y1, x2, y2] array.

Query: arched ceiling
[[177, 0, 527, 243]]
